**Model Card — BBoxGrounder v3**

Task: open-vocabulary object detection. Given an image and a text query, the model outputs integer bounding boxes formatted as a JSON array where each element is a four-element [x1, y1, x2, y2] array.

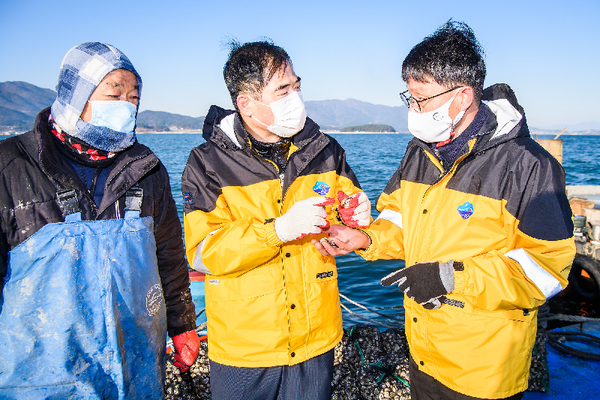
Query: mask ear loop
[[436, 90, 466, 148], [249, 97, 273, 128], [252, 114, 271, 129]]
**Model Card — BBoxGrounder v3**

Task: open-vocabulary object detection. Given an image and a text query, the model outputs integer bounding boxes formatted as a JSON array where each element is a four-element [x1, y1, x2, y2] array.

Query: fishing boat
[[535, 135, 600, 302], [567, 186, 600, 301]]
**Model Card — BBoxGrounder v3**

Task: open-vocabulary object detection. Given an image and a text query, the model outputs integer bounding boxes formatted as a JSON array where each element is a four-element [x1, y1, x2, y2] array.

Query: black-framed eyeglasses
[[399, 86, 463, 112]]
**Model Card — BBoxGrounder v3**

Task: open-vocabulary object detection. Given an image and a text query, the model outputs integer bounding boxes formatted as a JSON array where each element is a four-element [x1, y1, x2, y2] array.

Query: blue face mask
[[89, 100, 137, 133], [72, 101, 138, 152]]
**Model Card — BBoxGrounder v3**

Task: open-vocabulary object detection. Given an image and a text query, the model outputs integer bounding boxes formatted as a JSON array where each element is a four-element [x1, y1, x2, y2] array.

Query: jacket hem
[[207, 329, 344, 368]]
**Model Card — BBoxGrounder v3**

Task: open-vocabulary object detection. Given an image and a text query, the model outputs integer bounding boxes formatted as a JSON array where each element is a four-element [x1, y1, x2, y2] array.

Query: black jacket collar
[[28, 107, 160, 215]]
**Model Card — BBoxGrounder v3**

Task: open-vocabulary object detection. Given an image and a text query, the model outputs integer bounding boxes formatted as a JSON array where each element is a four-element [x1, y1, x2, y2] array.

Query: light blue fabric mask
[[72, 100, 138, 152], [89, 100, 137, 133]]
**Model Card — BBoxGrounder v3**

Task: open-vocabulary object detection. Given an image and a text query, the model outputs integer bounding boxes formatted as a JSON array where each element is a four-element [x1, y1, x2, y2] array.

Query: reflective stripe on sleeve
[[375, 209, 403, 229], [505, 248, 563, 299], [192, 228, 222, 275]]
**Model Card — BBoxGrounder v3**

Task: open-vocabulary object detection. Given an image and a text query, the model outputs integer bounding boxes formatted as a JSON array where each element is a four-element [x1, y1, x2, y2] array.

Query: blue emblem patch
[[457, 202, 474, 219], [183, 192, 195, 205], [313, 181, 330, 196]]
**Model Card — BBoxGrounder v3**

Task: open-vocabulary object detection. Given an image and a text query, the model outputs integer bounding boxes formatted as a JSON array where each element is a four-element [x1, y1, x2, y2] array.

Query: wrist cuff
[[439, 260, 456, 293], [356, 229, 377, 259], [264, 220, 283, 247]]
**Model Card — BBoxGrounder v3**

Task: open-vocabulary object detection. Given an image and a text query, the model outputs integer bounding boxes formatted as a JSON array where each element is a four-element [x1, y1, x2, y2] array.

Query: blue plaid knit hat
[[51, 42, 142, 135]]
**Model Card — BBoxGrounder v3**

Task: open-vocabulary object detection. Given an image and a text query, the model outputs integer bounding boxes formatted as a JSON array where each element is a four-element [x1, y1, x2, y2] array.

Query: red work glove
[[172, 330, 201, 372], [337, 191, 371, 228]]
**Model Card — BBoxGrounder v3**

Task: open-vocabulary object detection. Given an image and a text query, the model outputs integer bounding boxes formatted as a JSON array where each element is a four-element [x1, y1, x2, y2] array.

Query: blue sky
[[1, 0, 599, 129]]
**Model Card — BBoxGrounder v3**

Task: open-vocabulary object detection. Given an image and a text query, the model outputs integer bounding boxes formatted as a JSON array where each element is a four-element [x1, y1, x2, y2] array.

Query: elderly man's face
[[80, 69, 139, 123]]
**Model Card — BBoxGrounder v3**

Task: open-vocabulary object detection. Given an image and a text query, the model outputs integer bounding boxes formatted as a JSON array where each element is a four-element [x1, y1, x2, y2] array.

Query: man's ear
[[237, 94, 253, 117], [458, 87, 475, 111]]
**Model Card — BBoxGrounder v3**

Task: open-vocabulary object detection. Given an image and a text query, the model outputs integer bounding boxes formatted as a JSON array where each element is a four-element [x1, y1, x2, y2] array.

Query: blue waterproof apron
[[0, 187, 167, 399]]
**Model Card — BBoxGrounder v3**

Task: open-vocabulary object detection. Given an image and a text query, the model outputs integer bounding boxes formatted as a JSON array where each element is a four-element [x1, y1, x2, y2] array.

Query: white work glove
[[337, 191, 371, 228], [274, 196, 335, 243]]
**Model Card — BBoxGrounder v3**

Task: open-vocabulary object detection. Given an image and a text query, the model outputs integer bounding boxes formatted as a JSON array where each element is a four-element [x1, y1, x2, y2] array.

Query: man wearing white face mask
[[314, 20, 574, 400], [182, 40, 370, 400], [0, 42, 199, 398]]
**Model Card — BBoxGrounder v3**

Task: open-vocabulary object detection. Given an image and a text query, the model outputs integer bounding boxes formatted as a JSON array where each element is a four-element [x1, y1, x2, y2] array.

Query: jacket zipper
[[99, 153, 154, 217], [421, 140, 475, 200]]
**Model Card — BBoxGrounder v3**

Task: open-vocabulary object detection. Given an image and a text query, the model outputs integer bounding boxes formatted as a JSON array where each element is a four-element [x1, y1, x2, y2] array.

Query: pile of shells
[[528, 325, 550, 393], [163, 324, 548, 399], [165, 339, 211, 399], [331, 325, 411, 400]]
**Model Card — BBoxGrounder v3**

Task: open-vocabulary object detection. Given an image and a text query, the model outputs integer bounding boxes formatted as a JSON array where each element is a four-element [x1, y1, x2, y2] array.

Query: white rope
[[340, 301, 403, 329], [340, 293, 404, 320]]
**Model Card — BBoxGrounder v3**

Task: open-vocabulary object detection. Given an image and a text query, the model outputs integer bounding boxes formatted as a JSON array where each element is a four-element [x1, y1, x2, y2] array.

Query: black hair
[[402, 20, 486, 101], [223, 40, 292, 110]]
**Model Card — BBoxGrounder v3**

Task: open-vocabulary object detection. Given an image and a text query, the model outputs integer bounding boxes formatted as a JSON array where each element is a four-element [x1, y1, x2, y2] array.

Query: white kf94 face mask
[[407, 91, 465, 143], [253, 91, 308, 138]]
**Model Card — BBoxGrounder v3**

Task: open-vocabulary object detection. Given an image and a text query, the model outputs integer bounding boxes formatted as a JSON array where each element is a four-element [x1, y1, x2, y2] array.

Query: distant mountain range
[[0, 81, 408, 133], [305, 98, 408, 131], [0, 81, 56, 131], [1, 81, 598, 135], [137, 111, 204, 131]]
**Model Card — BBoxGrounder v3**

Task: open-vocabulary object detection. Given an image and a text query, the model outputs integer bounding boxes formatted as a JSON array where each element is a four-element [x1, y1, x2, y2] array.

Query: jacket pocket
[[205, 262, 285, 301]]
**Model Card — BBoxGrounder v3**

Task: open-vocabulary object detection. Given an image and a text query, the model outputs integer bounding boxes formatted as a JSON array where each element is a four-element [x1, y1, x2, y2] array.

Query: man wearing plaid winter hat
[[0, 42, 199, 399]]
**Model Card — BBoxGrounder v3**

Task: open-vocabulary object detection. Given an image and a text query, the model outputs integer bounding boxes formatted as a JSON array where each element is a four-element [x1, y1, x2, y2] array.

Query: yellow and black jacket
[[182, 106, 362, 367], [360, 84, 575, 398]]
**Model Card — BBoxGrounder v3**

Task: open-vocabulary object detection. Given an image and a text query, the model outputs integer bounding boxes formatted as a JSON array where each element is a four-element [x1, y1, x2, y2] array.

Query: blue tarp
[[524, 322, 600, 399], [190, 279, 207, 329]]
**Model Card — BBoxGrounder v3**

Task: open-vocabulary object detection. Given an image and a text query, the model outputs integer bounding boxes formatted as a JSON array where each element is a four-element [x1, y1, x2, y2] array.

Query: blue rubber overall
[[0, 188, 167, 399]]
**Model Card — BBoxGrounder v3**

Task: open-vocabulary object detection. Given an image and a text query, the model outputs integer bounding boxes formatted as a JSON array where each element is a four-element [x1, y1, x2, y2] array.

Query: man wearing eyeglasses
[[313, 20, 575, 399]]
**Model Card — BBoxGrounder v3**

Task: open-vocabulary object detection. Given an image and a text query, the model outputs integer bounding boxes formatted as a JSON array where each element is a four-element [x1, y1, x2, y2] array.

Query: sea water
[[137, 132, 600, 327]]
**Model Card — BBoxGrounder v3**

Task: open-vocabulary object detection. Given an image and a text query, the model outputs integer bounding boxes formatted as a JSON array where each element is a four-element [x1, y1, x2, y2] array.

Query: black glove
[[381, 260, 461, 310]]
